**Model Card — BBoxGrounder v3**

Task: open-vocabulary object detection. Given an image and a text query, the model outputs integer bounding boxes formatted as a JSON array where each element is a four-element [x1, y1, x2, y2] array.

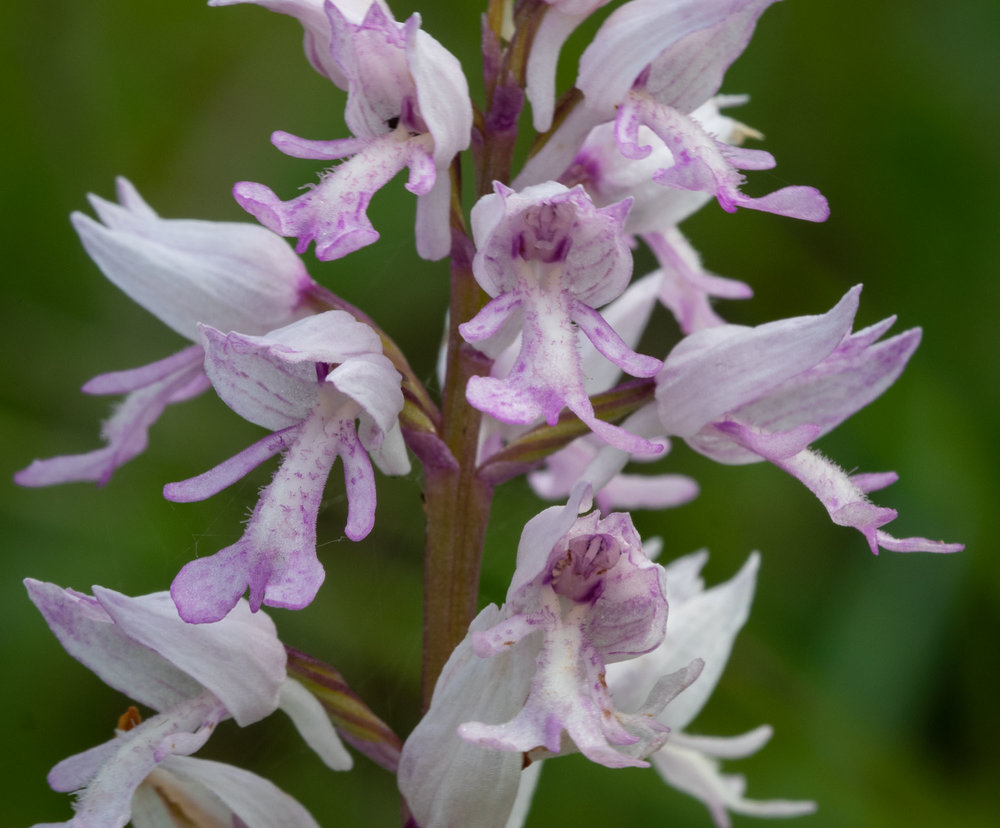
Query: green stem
[[419, 218, 495, 711]]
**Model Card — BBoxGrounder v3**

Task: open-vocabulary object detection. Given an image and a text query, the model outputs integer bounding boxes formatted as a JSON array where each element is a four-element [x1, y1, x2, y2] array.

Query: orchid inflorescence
[[17, 1, 961, 826]]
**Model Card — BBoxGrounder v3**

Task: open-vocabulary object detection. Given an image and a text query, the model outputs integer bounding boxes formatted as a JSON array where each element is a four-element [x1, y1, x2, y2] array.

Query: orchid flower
[[563, 97, 760, 333], [517, 0, 827, 227], [399, 484, 703, 827], [460, 181, 664, 454], [14, 178, 313, 488], [656, 285, 963, 555], [26, 580, 350, 828], [608, 551, 817, 828], [165, 310, 408, 623], [231, 2, 472, 261]]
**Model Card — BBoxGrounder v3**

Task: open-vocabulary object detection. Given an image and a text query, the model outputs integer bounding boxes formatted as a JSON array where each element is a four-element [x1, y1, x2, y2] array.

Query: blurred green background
[[2, 1, 995, 825]]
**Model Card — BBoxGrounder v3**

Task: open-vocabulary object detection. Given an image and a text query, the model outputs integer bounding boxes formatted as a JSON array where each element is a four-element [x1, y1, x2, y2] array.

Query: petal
[[325, 353, 404, 444], [651, 740, 817, 828], [644, 229, 752, 334], [234, 131, 432, 261], [578, 0, 776, 115], [398, 605, 531, 828], [579, 271, 661, 393], [525, 3, 611, 132], [605, 552, 757, 733], [170, 406, 340, 622], [460, 595, 646, 769], [459, 292, 524, 355], [154, 754, 322, 828], [25, 580, 201, 713], [200, 311, 382, 431], [639, 0, 778, 113], [277, 678, 353, 771], [619, 93, 829, 222], [414, 171, 453, 261], [163, 425, 300, 502], [570, 298, 662, 378], [201, 326, 319, 431], [656, 286, 861, 437], [208, 0, 392, 88], [766, 446, 963, 555], [727, 326, 923, 441], [508, 482, 592, 599], [47, 694, 228, 828], [14, 351, 207, 487], [335, 418, 378, 541], [93, 587, 286, 726], [407, 18, 473, 167], [82, 344, 206, 395], [73, 183, 311, 342]]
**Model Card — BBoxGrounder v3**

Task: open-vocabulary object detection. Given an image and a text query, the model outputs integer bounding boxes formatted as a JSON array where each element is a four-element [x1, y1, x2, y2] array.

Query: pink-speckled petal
[[170, 406, 341, 623], [164, 425, 300, 503], [199, 311, 382, 431], [234, 132, 433, 261], [570, 299, 662, 378]]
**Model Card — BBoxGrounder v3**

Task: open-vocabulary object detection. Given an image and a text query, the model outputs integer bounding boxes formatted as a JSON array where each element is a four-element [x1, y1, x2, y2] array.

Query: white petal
[[277, 678, 353, 771]]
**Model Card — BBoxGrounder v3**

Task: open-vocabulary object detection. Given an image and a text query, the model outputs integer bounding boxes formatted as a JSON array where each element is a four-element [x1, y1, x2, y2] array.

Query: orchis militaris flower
[[399, 484, 703, 827], [518, 0, 827, 226], [460, 181, 664, 454], [165, 310, 408, 623], [608, 552, 816, 828], [655, 285, 963, 555], [14, 178, 313, 489], [231, 1, 472, 261], [563, 97, 759, 333], [26, 580, 350, 828]]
